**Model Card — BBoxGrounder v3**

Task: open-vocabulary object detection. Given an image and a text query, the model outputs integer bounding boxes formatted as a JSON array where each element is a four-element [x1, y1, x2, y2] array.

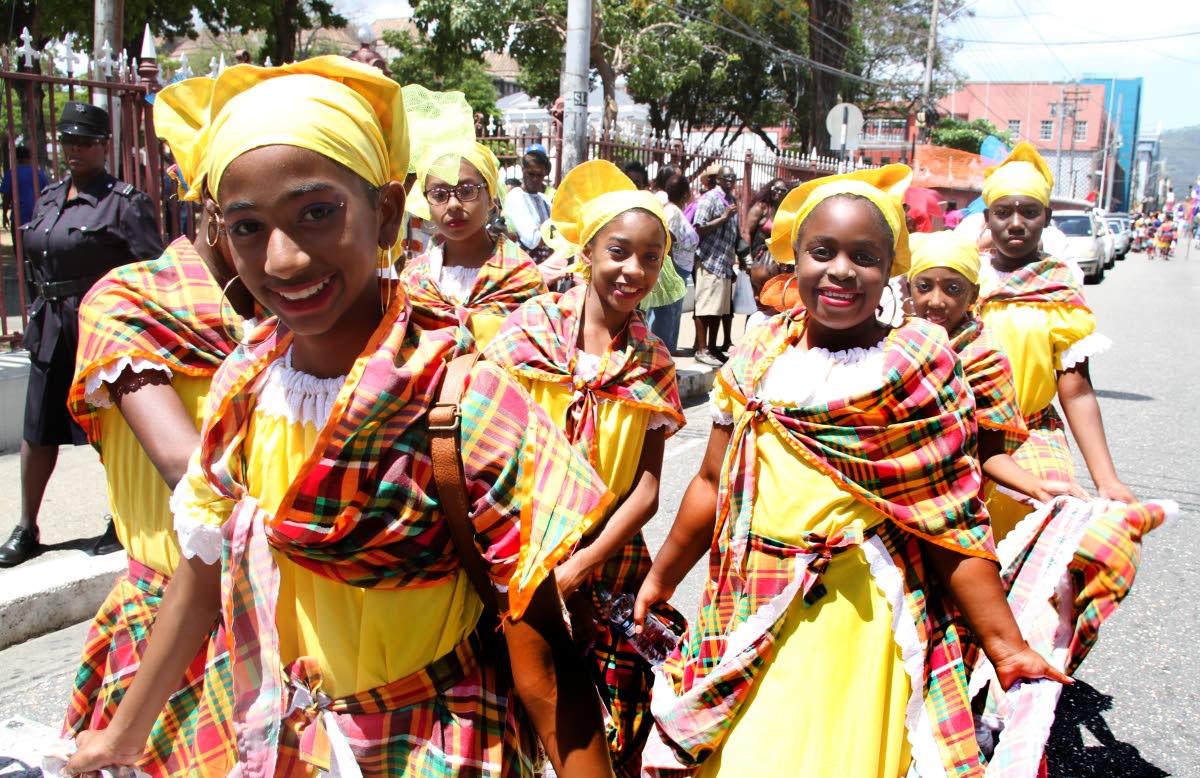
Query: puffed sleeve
[[170, 447, 235, 565], [1049, 305, 1111, 371]]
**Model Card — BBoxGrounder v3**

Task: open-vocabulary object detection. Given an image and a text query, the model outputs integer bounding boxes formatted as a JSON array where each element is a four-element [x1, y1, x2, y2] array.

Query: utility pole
[[1051, 82, 1067, 200], [93, 0, 123, 72], [1050, 83, 1087, 200], [559, 0, 592, 174], [919, 0, 941, 127], [1103, 95, 1123, 211]]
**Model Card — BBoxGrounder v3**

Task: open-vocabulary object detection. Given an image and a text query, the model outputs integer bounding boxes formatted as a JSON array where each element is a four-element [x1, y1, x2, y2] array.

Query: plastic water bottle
[[596, 589, 680, 666]]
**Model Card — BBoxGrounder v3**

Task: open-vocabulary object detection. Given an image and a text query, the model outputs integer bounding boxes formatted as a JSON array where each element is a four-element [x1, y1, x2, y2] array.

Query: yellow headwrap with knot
[[907, 230, 981, 286], [154, 56, 407, 202], [768, 164, 913, 277], [153, 77, 214, 196], [401, 84, 500, 220], [543, 160, 671, 277], [981, 141, 1054, 207]]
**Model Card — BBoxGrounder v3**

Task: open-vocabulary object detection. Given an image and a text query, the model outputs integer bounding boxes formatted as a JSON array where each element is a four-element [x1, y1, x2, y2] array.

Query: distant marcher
[[0, 101, 163, 567], [1, 145, 49, 231], [691, 165, 739, 366]]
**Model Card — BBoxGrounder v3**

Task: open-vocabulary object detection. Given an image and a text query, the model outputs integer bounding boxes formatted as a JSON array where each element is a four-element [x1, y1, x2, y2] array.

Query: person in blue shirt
[[1, 145, 49, 230]]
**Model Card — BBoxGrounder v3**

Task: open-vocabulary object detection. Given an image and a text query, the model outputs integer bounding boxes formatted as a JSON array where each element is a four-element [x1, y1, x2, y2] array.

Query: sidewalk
[[0, 311, 742, 649]]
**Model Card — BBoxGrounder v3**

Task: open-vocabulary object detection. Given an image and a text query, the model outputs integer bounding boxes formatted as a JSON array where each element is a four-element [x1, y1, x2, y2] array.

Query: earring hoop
[[378, 245, 395, 315], [219, 275, 277, 348], [205, 217, 221, 248]]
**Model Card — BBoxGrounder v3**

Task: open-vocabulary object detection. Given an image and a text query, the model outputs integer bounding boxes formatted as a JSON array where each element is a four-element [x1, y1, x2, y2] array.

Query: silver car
[[1052, 210, 1106, 284], [1105, 217, 1132, 260]]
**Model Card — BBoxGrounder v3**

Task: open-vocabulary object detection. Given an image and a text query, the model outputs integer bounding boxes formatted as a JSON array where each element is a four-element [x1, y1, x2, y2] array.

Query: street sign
[[825, 103, 864, 153]]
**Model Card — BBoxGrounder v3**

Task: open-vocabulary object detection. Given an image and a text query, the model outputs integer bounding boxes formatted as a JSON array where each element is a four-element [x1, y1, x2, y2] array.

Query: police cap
[[58, 101, 110, 139]]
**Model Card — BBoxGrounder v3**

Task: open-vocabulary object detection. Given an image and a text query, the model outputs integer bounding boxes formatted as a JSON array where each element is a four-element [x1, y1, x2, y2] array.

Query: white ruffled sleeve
[[1058, 331, 1112, 370], [83, 356, 172, 408], [172, 449, 232, 565], [709, 385, 735, 426]]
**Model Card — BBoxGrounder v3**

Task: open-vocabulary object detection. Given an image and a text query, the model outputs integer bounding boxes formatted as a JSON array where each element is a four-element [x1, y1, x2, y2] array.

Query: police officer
[[0, 101, 163, 566]]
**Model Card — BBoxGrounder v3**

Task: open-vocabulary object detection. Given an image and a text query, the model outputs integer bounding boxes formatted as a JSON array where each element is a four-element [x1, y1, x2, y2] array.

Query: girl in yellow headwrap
[[65, 57, 615, 778], [635, 165, 1067, 778], [484, 160, 686, 777], [398, 85, 546, 348]]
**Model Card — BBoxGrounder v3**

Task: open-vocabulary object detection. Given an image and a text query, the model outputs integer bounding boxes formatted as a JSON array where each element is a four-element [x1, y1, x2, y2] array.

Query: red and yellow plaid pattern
[[62, 559, 235, 776], [198, 288, 612, 773], [484, 283, 685, 774], [951, 317, 1029, 456], [68, 236, 240, 450], [978, 253, 1091, 311], [400, 236, 546, 328], [653, 313, 993, 777]]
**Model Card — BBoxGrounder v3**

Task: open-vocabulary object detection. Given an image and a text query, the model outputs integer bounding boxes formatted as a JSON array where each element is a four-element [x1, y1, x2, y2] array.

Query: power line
[[1010, 0, 1073, 80], [949, 30, 1200, 46]]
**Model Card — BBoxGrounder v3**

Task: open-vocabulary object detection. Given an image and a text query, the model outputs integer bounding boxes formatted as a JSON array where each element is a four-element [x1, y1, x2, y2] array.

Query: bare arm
[[633, 423, 731, 627], [740, 203, 764, 246], [65, 554, 222, 770], [1057, 361, 1136, 502], [923, 542, 1072, 690], [506, 572, 613, 776], [557, 429, 666, 598], [110, 368, 202, 489], [979, 428, 1087, 503]]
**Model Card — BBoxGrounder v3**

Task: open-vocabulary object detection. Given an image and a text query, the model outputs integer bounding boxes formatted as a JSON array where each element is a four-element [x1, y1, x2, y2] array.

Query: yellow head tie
[[981, 141, 1054, 207], [153, 77, 216, 197], [907, 230, 981, 286], [544, 160, 672, 277], [401, 85, 499, 219], [768, 164, 913, 277], [155, 56, 408, 202]]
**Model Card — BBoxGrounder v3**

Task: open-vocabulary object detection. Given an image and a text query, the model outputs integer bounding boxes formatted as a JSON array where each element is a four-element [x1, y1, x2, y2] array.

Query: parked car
[[1052, 210, 1106, 284], [1105, 217, 1132, 260]]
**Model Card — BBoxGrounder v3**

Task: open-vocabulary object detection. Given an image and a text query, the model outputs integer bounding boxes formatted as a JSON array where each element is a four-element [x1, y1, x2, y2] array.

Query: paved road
[[0, 248, 1196, 776]]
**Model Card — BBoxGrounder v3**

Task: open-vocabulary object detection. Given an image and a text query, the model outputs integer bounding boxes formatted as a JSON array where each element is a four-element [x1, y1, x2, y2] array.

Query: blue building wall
[[1082, 76, 1143, 211]]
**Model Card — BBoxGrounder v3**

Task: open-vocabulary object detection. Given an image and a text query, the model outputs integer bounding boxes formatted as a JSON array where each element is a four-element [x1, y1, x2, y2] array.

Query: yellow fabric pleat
[[703, 383, 912, 778], [468, 312, 506, 351], [101, 374, 211, 576]]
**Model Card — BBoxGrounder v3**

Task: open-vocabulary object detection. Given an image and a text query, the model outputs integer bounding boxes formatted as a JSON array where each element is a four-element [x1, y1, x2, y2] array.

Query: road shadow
[[1046, 680, 1168, 777], [1094, 389, 1155, 402], [0, 756, 39, 777]]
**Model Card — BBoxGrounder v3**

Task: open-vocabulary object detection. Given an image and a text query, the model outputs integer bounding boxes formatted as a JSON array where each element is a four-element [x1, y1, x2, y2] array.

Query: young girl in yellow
[[484, 160, 685, 776], [64, 57, 615, 777], [635, 166, 1066, 778], [399, 86, 545, 348]]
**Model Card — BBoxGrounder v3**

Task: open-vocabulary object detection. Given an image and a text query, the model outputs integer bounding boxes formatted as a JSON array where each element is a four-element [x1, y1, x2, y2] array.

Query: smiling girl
[[485, 161, 685, 776], [65, 58, 615, 777], [635, 166, 1066, 778], [399, 86, 545, 348]]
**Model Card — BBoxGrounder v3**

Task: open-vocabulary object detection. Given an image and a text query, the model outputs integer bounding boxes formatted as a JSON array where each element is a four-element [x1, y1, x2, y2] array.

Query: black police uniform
[[20, 166, 163, 446]]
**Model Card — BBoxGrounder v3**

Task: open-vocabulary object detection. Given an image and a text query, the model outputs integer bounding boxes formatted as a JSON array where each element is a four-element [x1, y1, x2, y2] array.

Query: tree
[[382, 30, 500, 118], [930, 116, 1011, 154], [190, 0, 347, 65]]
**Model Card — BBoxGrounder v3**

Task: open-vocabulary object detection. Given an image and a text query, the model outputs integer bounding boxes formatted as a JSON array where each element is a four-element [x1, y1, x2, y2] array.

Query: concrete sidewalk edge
[[0, 552, 123, 651]]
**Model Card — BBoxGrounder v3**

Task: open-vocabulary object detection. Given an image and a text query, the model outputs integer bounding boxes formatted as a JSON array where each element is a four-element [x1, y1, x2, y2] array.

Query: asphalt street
[[0, 247, 1196, 776]]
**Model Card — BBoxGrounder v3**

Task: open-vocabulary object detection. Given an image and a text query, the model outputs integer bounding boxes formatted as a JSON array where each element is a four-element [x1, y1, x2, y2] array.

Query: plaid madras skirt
[[989, 406, 1074, 542], [272, 632, 539, 778], [62, 557, 235, 776]]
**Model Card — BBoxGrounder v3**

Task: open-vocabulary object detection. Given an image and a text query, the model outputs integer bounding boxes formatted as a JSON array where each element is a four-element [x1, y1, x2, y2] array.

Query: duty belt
[[35, 276, 100, 301]]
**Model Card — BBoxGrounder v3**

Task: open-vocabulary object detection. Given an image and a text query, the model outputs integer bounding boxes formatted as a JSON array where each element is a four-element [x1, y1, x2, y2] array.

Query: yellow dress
[[96, 372, 210, 576], [699, 346, 913, 778], [177, 356, 479, 699]]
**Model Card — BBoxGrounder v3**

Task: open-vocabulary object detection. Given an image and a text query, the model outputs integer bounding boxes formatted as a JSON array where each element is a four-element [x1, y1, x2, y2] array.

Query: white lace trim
[[647, 412, 679, 433], [1059, 331, 1112, 370], [255, 349, 347, 429], [170, 477, 223, 565], [757, 343, 887, 407], [861, 536, 947, 778], [709, 386, 734, 425], [83, 356, 172, 408]]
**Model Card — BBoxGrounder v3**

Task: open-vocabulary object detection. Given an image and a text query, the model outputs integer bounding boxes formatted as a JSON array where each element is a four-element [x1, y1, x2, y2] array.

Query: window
[[1074, 120, 1088, 141], [1007, 119, 1022, 136], [1039, 120, 1054, 141]]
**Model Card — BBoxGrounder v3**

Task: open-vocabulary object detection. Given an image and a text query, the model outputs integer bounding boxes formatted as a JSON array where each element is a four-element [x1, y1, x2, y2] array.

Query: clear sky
[[337, 0, 1198, 132], [942, 0, 1200, 132]]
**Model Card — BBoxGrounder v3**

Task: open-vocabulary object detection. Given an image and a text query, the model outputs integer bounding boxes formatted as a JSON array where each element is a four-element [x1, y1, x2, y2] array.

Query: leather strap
[[428, 352, 504, 617]]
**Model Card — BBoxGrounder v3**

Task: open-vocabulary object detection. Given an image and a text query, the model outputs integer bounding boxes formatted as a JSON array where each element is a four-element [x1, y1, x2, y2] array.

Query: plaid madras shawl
[[68, 236, 239, 450], [483, 283, 684, 774], [199, 289, 612, 774], [483, 284, 685, 462], [650, 313, 993, 777], [951, 317, 1029, 457], [979, 253, 1090, 311], [63, 558, 235, 776], [400, 236, 546, 329]]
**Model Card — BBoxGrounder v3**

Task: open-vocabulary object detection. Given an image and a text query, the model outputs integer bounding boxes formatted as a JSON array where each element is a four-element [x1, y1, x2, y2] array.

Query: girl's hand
[[991, 642, 1074, 691], [1097, 479, 1137, 504], [64, 728, 144, 774], [555, 554, 596, 600], [1031, 479, 1090, 503], [633, 572, 675, 633]]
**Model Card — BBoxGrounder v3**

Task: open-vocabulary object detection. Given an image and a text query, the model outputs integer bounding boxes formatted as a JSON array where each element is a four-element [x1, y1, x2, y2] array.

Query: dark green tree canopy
[[930, 116, 1012, 154]]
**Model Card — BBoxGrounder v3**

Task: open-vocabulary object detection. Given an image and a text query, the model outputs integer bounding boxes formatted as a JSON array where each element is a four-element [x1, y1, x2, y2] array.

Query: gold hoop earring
[[205, 217, 221, 248], [378, 245, 394, 315], [220, 275, 277, 348]]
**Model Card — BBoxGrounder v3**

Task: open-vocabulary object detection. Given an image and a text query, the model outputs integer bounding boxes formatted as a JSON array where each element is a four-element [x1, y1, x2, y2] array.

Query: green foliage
[[191, 0, 347, 64], [383, 30, 499, 117], [930, 116, 1012, 153]]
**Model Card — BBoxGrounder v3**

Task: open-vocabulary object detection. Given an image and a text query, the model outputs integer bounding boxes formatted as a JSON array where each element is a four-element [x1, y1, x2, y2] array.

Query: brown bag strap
[[428, 352, 503, 617]]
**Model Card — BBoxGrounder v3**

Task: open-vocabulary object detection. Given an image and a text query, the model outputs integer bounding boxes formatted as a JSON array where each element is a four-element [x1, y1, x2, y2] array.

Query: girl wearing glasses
[[485, 160, 686, 777], [399, 86, 545, 349]]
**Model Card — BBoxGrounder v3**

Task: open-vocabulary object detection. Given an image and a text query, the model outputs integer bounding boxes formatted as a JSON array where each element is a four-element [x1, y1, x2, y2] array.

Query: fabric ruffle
[[756, 342, 887, 407], [255, 349, 347, 429], [83, 356, 172, 408], [171, 478, 223, 565], [1059, 331, 1112, 370]]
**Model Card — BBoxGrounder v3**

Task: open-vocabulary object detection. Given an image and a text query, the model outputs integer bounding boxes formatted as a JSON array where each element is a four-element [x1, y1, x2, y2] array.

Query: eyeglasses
[[769, 186, 788, 194], [60, 135, 104, 148], [719, 175, 738, 182], [425, 182, 485, 205]]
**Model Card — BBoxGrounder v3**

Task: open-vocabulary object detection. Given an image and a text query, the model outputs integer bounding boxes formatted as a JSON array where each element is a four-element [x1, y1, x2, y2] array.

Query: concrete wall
[[0, 352, 28, 453]]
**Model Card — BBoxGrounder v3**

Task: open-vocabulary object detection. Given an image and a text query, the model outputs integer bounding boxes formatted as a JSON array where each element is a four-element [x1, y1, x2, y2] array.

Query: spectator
[[621, 158, 649, 190], [505, 177, 522, 193], [1, 145, 49, 232], [741, 177, 787, 264], [645, 172, 699, 354], [691, 165, 740, 366], [504, 147, 554, 263], [685, 163, 721, 223]]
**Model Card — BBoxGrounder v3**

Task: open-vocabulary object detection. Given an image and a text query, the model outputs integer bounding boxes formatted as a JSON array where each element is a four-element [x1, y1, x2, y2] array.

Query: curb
[[0, 551, 123, 651], [676, 362, 717, 401]]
